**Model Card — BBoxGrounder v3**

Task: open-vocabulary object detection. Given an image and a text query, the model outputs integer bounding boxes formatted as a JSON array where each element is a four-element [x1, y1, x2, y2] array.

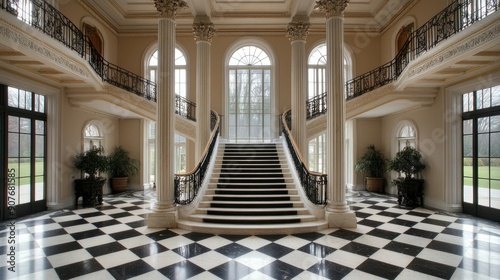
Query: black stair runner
[[203, 143, 301, 224]]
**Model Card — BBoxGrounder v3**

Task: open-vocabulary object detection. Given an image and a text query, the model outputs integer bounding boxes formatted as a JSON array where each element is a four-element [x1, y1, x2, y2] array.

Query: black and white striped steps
[[177, 142, 328, 235]]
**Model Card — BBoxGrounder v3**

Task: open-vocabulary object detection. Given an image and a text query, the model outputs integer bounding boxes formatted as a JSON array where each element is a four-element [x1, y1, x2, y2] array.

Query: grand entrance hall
[[1, 191, 499, 279]]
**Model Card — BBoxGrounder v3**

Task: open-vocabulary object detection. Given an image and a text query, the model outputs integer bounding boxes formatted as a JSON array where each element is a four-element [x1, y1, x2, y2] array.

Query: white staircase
[[177, 142, 328, 235]]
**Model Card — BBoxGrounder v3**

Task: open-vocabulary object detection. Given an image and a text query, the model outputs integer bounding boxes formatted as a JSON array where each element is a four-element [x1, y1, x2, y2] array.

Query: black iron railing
[[306, 92, 327, 120], [345, 0, 499, 100], [175, 111, 220, 205], [175, 95, 196, 121], [281, 110, 327, 205]]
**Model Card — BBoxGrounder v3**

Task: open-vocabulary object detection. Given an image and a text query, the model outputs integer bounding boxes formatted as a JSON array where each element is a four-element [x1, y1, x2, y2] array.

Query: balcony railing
[[174, 111, 220, 205], [345, 0, 499, 100], [306, 92, 327, 120], [1, 0, 157, 101], [281, 110, 327, 205], [1, 0, 200, 121]]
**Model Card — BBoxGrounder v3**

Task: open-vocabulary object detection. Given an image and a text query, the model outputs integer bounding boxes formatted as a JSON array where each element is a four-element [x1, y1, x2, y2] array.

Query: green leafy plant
[[355, 144, 387, 178], [74, 146, 109, 180], [389, 146, 426, 179], [108, 146, 139, 178]]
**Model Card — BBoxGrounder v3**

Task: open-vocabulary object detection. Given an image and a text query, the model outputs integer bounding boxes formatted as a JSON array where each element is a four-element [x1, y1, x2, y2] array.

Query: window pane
[[478, 117, 489, 133], [36, 135, 44, 157], [463, 119, 473, 134], [20, 134, 31, 157], [20, 158, 30, 177], [19, 179, 31, 204], [478, 133, 489, 157], [492, 85, 500, 107], [8, 116, 19, 133], [8, 87, 19, 108], [36, 120, 45, 135], [478, 179, 490, 207], [463, 135, 473, 157], [20, 118, 31, 133], [35, 179, 44, 201], [8, 133, 19, 157], [35, 158, 44, 176]]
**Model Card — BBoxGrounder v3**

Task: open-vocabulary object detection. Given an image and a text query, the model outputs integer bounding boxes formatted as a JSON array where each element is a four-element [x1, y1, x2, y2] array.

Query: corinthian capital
[[193, 16, 216, 42], [154, 0, 188, 18], [315, 0, 349, 18], [285, 18, 310, 41]]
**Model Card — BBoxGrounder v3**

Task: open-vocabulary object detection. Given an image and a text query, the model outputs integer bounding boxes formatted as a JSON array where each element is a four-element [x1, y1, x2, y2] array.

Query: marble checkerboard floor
[[1, 191, 499, 280]]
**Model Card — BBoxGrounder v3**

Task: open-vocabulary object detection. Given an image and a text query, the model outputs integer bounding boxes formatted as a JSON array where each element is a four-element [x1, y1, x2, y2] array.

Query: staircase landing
[[177, 142, 328, 235]]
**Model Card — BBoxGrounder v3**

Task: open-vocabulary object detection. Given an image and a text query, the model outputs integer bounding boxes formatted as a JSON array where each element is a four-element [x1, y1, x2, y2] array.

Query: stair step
[[206, 201, 302, 208], [176, 220, 329, 235], [209, 195, 298, 201], [213, 183, 290, 189], [196, 207, 309, 214], [213, 189, 292, 195]]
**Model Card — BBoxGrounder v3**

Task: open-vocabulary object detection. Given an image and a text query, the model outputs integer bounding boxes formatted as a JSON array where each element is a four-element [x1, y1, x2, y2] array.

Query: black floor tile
[[172, 243, 211, 258], [146, 229, 179, 241], [87, 242, 127, 257], [308, 260, 352, 279], [421, 218, 452, 227], [389, 218, 417, 227], [427, 240, 465, 255], [358, 219, 384, 228], [130, 242, 168, 258], [216, 243, 252, 258], [210, 260, 254, 279], [367, 228, 401, 240], [54, 258, 103, 279], [404, 228, 439, 239], [107, 259, 155, 280], [298, 242, 336, 258], [383, 241, 423, 256], [357, 258, 404, 279], [109, 229, 142, 241], [259, 260, 304, 280], [91, 219, 121, 228], [329, 229, 363, 241], [43, 241, 83, 256], [340, 242, 379, 257], [59, 218, 88, 228], [407, 258, 456, 279], [71, 229, 105, 240], [257, 243, 293, 259], [159, 260, 205, 280]]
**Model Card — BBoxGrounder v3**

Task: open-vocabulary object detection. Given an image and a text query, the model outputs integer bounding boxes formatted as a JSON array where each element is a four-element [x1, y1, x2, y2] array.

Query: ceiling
[[82, 0, 413, 34]]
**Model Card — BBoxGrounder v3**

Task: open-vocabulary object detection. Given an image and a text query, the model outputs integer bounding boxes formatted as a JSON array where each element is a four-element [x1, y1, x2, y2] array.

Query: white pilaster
[[148, 0, 188, 228], [316, 0, 356, 228]]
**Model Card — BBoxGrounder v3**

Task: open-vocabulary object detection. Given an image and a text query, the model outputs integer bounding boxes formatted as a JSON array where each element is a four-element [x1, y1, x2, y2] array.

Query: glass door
[[462, 86, 500, 222], [3, 86, 46, 220]]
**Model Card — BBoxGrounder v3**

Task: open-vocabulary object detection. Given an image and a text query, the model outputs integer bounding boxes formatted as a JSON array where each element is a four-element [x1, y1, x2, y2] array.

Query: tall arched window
[[308, 44, 327, 99], [83, 122, 103, 151], [227, 45, 272, 142], [148, 48, 187, 98], [146, 47, 188, 180], [308, 134, 326, 173]]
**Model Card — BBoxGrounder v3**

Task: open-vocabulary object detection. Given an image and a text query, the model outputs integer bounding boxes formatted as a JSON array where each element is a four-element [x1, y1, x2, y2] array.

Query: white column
[[148, 0, 188, 228], [316, 0, 356, 228], [193, 16, 216, 160], [286, 17, 309, 158]]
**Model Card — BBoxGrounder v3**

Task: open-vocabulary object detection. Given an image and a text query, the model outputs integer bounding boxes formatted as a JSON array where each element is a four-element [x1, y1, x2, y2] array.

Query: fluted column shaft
[[194, 17, 215, 160], [287, 18, 309, 158], [316, 0, 356, 228], [148, 0, 187, 228]]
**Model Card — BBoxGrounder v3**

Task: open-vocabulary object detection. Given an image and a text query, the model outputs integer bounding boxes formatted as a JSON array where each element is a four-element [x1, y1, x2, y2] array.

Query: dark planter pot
[[394, 178, 424, 208], [365, 177, 384, 193], [111, 177, 128, 193], [74, 178, 105, 207]]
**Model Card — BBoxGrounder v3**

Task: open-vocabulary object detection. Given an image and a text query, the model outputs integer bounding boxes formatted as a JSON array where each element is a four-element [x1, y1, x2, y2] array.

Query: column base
[[147, 210, 177, 228], [325, 210, 357, 228]]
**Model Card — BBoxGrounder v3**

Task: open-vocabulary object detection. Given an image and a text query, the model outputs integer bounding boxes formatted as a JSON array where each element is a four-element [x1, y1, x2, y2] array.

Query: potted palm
[[73, 146, 109, 207], [389, 146, 426, 207], [355, 145, 387, 192], [108, 146, 139, 192]]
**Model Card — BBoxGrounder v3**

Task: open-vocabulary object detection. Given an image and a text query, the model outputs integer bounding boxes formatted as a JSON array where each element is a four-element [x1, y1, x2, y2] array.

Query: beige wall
[[61, 93, 120, 206], [118, 119, 142, 190], [353, 118, 383, 190], [380, 91, 445, 204]]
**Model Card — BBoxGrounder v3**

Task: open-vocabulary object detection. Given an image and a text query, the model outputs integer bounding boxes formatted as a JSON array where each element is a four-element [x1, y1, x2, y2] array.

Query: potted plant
[[355, 144, 387, 192], [389, 146, 426, 207], [108, 146, 139, 192], [73, 146, 109, 207]]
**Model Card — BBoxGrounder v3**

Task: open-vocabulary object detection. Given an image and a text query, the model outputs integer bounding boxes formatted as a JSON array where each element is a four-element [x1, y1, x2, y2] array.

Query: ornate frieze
[[0, 25, 89, 79], [193, 17, 216, 42], [315, 0, 349, 18], [285, 19, 310, 41], [154, 0, 188, 18]]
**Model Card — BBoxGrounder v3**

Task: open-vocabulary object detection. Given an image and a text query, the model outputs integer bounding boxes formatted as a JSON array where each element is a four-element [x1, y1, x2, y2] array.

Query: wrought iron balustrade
[[345, 0, 499, 100], [281, 110, 327, 205], [306, 92, 327, 120], [175, 111, 220, 205], [175, 95, 196, 121]]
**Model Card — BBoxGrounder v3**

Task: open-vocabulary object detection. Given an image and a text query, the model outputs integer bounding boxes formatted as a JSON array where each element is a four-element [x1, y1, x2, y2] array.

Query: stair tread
[[190, 214, 316, 220]]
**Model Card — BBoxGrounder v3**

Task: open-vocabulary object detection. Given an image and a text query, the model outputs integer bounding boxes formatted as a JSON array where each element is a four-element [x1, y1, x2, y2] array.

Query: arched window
[[148, 48, 187, 98], [397, 123, 417, 151], [83, 122, 103, 151], [227, 45, 272, 142]]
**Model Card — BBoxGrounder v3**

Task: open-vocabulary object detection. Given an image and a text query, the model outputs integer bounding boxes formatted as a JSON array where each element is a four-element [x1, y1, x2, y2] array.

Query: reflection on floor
[[1, 190, 499, 280]]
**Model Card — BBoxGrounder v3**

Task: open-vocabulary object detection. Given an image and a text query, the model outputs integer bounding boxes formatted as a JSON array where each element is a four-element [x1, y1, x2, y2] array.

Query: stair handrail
[[281, 110, 327, 205], [2, 0, 156, 101], [345, 0, 499, 100], [174, 110, 220, 205]]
